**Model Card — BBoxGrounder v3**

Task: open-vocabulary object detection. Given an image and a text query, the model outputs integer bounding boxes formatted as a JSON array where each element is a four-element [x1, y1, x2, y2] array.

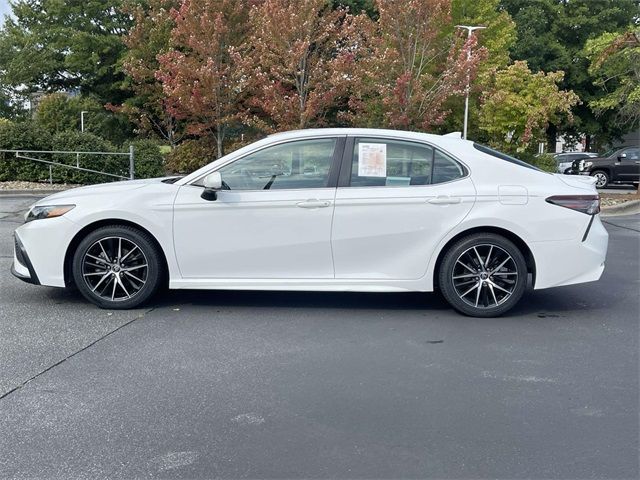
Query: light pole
[[80, 111, 88, 132], [455, 25, 486, 140]]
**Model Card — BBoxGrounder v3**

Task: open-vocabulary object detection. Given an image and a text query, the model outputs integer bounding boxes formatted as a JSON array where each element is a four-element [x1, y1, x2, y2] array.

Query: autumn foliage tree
[[156, 0, 251, 158], [242, 0, 365, 132], [345, 0, 486, 130], [120, 0, 183, 147], [478, 61, 580, 152]]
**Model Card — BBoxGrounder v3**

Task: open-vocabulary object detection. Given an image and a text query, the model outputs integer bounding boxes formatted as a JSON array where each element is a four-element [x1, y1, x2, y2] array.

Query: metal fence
[[0, 146, 135, 183]]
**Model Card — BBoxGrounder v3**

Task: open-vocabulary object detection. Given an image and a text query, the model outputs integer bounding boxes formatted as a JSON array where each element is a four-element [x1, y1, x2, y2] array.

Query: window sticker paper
[[358, 143, 387, 177]]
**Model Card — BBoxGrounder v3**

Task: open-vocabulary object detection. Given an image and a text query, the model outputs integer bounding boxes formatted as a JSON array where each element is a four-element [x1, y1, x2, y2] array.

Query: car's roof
[[268, 127, 447, 141], [266, 128, 475, 154]]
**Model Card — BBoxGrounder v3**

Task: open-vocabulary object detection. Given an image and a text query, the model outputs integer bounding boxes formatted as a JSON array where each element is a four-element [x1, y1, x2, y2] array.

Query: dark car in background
[[554, 152, 599, 174], [570, 146, 640, 188]]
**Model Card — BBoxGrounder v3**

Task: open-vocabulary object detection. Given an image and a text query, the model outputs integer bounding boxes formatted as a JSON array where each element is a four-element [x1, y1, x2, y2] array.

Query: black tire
[[591, 170, 609, 188], [438, 233, 528, 317], [72, 225, 164, 309]]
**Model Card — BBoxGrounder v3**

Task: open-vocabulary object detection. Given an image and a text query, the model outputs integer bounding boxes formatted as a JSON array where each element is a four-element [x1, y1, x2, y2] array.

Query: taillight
[[546, 195, 600, 215]]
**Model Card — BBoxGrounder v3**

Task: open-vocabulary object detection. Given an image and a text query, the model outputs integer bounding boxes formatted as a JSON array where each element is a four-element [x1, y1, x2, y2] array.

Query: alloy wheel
[[451, 244, 518, 309], [81, 236, 148, 302], [593, 172, 607, 188]]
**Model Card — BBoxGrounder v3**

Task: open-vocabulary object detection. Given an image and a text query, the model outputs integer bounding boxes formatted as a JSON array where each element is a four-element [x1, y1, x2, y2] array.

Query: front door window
[[217, 138, 337, 190]]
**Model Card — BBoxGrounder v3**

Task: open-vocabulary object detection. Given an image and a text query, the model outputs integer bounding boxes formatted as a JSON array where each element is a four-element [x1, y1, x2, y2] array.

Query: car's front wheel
[[591, 170, 609, 188], [438, 233, 528, 317], [72, 225, 164, 309]]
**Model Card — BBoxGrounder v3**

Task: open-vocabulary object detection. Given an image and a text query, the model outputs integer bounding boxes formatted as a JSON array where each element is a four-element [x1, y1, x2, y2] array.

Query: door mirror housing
[[618, 152, 627, 161], [201, 171, 222, 201]]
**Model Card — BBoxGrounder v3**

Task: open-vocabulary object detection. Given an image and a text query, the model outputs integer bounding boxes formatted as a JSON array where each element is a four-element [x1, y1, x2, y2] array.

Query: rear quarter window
[[473, 143, 543, 172]]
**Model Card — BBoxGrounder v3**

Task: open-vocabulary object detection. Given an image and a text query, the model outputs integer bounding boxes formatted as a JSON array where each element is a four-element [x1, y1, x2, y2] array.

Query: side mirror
[[201, 171, 222, 201], [618, 153, 627, 161]]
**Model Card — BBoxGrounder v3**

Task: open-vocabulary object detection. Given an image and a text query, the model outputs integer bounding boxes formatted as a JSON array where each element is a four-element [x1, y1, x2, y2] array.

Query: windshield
[[600, 147, 617, 158]]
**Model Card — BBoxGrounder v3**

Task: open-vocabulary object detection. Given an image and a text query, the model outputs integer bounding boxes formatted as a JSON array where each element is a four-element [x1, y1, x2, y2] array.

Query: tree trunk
[[216, 133, 224, 160], [546, 123, 558, 153], [585, 134, 592, 152]]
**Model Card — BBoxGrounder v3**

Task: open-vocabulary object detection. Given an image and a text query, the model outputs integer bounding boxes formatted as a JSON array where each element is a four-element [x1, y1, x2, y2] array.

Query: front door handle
[[428, 196, 462, 205], [296, 199, 331, 209]]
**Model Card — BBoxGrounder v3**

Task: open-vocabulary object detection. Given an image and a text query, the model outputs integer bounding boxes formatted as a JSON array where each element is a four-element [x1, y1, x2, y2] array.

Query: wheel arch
[[63, 219, 170, 288], [433, 226, 536, 289]]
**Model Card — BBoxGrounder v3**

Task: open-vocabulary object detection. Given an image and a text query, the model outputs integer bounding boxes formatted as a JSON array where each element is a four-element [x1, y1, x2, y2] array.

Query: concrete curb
[[601, 200, 640, 217]]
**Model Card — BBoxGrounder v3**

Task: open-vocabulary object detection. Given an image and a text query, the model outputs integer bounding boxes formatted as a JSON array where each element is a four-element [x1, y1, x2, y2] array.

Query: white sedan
[[11, 129, 608, 317]]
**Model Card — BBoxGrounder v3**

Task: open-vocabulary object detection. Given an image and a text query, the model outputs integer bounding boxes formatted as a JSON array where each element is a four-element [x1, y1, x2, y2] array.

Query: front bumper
[[11, 234, 40, 285], [11, 216, 78, 288]]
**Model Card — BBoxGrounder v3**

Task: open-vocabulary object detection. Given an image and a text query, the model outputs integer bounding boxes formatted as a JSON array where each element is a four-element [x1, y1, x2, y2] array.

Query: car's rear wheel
[[591, 170, 609, 188], [72, 225, 163, 309], [438, 233, 528, 317]]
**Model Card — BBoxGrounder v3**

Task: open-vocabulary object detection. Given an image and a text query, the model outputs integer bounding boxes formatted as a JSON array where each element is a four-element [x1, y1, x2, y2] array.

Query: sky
[[0, 0, 11, 20]]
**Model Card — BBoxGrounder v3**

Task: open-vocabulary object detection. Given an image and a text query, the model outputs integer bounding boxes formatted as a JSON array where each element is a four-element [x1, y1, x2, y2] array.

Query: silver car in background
[[554, 152, 599, 174]]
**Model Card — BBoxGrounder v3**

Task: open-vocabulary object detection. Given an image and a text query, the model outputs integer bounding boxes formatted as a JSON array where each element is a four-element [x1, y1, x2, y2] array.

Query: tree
[[452, 0, 516, 77], [438, 0, 517, 138], [156, 0, 250, 158], [345, 0, 486, 131], [0, 85, 24, 120], [119, 0, 185, 148], [500, 0, 639, 149], [243, 0, 364, 132], [478, 61, 579, 152], [36, 93, 133, 145], [586, 29, 640, 131], [331, 0, 377, 16], [0, 0, 132, 104]]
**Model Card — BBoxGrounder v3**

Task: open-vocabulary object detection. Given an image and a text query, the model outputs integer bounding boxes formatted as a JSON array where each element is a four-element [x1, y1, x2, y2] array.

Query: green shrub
[[130, 139, 165, 178], [0, 121, 166, 184], [50, 131, 120, 184], [531, 153, 557, 173], [165, 138, 216, 174], [0, 121, 53, 182]]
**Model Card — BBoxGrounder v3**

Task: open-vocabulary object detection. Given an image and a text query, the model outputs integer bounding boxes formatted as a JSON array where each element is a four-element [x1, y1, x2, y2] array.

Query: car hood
[[35, 177, 176, 205]]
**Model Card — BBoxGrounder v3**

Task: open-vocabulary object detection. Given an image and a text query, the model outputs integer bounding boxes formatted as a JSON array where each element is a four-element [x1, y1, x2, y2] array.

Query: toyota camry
[[11, 129, 608, 317]]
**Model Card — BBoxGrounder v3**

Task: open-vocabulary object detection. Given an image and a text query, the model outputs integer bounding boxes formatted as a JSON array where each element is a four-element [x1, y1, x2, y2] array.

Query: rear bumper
[[11, 234, 40, 285], [531, 215, 608, 289]]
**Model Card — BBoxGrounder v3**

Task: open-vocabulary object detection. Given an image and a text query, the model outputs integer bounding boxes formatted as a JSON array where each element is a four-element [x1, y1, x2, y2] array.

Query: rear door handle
[[296, 199, 331, 209], [428, 196, 462, 205]]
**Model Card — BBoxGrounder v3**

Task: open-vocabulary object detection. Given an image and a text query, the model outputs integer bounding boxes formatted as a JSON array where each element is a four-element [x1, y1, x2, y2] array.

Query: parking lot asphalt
[[0, 195, 638, 479]]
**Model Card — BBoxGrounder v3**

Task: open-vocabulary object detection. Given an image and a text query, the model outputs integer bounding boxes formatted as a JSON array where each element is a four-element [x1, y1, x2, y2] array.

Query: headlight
[[25, 205, 75, 223], [582, 161, 593, 170]]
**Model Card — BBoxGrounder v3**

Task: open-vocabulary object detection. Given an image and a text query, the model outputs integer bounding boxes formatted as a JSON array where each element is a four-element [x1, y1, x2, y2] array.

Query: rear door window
[[349, 138, 465, 187]]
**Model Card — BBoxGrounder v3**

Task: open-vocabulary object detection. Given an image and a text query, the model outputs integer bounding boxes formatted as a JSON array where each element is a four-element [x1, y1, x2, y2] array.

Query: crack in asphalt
[[0, 307, 155, 402], [602, 219, 640, 233]]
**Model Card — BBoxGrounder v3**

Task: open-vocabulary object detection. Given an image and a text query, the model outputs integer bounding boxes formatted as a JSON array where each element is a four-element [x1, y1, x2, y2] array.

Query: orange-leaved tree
[[242, 0, 369, 132], [120, 0, 183, 148], [346, 0, 486, 131], [156, 0, 251, 158]]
